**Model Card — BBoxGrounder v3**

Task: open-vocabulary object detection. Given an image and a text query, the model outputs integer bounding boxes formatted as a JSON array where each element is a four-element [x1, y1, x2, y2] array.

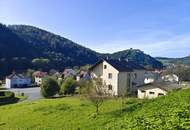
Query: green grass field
[[0, 89, 189, 130]]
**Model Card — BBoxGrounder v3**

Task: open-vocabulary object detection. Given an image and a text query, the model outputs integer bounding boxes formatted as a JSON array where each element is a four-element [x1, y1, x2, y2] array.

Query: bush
[[40, 77, 59, 98], [60, 77, 76, 95], [0, 91, 15, 103]]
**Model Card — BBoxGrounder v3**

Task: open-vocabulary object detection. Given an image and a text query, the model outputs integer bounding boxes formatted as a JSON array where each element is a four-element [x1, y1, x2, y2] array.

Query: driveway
[[8, 87, 42, 101]]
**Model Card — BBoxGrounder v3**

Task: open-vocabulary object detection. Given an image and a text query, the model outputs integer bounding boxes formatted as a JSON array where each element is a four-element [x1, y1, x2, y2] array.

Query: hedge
[[0, 91, 15, 103]]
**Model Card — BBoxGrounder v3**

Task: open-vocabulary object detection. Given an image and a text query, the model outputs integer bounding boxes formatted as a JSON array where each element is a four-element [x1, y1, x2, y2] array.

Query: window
[[104, 65, 107, 69], [141, 90, 145, 93], [108, 85, 112, 90], [158, 93, 164, 96], [108, 73, 112, 79], [149, 91, 155, 94]]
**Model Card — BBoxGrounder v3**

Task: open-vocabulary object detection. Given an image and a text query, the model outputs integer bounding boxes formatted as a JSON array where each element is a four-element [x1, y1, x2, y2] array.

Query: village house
[[5, 73, 32, 88], [137, 82, 180, 99], [63, 69, 76, 79], [76, 69, 91, 81], [144, 69, 162, 84], [162, 74, 179, 83], [33, 71, 47, 86], [90, 59, 146, 96]]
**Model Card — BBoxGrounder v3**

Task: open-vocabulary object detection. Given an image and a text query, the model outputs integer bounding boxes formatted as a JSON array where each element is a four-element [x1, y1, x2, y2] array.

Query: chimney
[[106, 56, 109, 60], [126, 58, 129, 62], [118, 58, 121, 61]]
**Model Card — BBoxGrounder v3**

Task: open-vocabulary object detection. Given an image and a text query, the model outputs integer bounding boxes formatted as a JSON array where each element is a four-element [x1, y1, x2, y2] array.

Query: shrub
[[0, 91, 15, 103], [60, 77, 76, 95], [40, 77, 59, 98]]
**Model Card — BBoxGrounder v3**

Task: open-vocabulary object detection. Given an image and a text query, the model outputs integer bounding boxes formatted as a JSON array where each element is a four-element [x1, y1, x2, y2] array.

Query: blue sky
[[0, 0, 190, 58]]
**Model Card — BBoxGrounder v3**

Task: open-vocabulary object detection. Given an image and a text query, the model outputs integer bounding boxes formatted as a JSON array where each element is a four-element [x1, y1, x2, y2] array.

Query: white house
[[33, 71, 47, 86], [162, 74, 179, 83], [144, 70, 162, 84], [5, 73, 31, 88], [90, 59, 146, 96], [138, 82, 180, 99]]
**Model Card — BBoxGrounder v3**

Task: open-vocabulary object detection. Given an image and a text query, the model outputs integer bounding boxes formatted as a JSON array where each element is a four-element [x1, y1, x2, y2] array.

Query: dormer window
[[104, 65, 107, 69]]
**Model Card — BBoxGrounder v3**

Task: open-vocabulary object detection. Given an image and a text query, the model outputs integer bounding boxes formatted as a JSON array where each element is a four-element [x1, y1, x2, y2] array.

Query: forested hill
[[156, 56, 190, 66], [107, 49, 163, 69], [8, 25, 100, 65], [0, 23, 163, 78]]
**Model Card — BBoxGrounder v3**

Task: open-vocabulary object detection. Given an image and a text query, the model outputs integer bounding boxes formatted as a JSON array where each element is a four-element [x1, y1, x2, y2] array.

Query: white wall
[[91, 61, 119, 95], [138, 88, 167, 99], [35, 77, 43, 85], [5, 78, 31, 88], [5, 79, 11, 88]]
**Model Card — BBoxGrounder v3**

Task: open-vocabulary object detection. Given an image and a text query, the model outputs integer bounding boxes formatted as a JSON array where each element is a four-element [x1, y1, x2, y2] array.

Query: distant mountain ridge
[[156, 56, 190, 65], [0, 23, 163, 78]]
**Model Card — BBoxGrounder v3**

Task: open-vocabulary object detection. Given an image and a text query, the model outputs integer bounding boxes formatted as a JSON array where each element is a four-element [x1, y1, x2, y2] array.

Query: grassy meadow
[[0, 89, 189, 130]]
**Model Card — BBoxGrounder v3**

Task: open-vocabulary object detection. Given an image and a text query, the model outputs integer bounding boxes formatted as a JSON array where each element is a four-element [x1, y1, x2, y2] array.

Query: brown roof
[[90, 58, 145, 72], [33, 71, 47, 77]]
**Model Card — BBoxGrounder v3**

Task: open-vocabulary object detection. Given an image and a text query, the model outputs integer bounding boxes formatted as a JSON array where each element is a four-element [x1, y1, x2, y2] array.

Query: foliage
[[164, 64, 190, 81], [0, 89, 189, 129], [108, 49, 163, 69], [25, 69, 35, 82], [0, 24, 163, 78], [79, 78, 109, 114], [0, 91, 16, 105], [40, 77, 59, 98], [60, 77, 76, 95], [157, 56, 190, 66]]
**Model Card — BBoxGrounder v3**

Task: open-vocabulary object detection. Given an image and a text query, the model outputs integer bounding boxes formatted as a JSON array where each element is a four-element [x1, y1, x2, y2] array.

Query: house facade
[[138, 82, 180, 99], [90, 59, 146, 96], [5, 73, 31, 88], [33, 71, 47, 86]]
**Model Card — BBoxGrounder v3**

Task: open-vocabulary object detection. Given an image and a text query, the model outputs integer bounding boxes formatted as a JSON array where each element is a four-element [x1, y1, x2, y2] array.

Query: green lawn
[[0, 89, 189, 130]]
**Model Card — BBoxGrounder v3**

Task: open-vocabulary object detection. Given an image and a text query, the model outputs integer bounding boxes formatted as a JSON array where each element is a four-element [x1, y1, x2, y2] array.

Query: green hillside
[[156, 56, 190, 66], [0, 89, 189, 130], [0, 23, 163, 78], [108, 49, 163, 69]]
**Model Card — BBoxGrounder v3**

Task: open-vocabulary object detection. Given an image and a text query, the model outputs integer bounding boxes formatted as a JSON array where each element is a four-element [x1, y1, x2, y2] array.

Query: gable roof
[[7, 73, 30, 79], [33, 71, 47, 77], [138, 82, 181, 92], [90, 58, 145, 72]]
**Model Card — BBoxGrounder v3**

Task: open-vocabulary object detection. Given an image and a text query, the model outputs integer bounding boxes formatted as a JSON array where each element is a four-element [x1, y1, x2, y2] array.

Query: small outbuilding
[[138, 82, 181, 99]]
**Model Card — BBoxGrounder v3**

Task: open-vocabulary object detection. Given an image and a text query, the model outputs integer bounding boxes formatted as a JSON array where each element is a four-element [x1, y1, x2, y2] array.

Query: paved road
[[8, 87, 42, 101]]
